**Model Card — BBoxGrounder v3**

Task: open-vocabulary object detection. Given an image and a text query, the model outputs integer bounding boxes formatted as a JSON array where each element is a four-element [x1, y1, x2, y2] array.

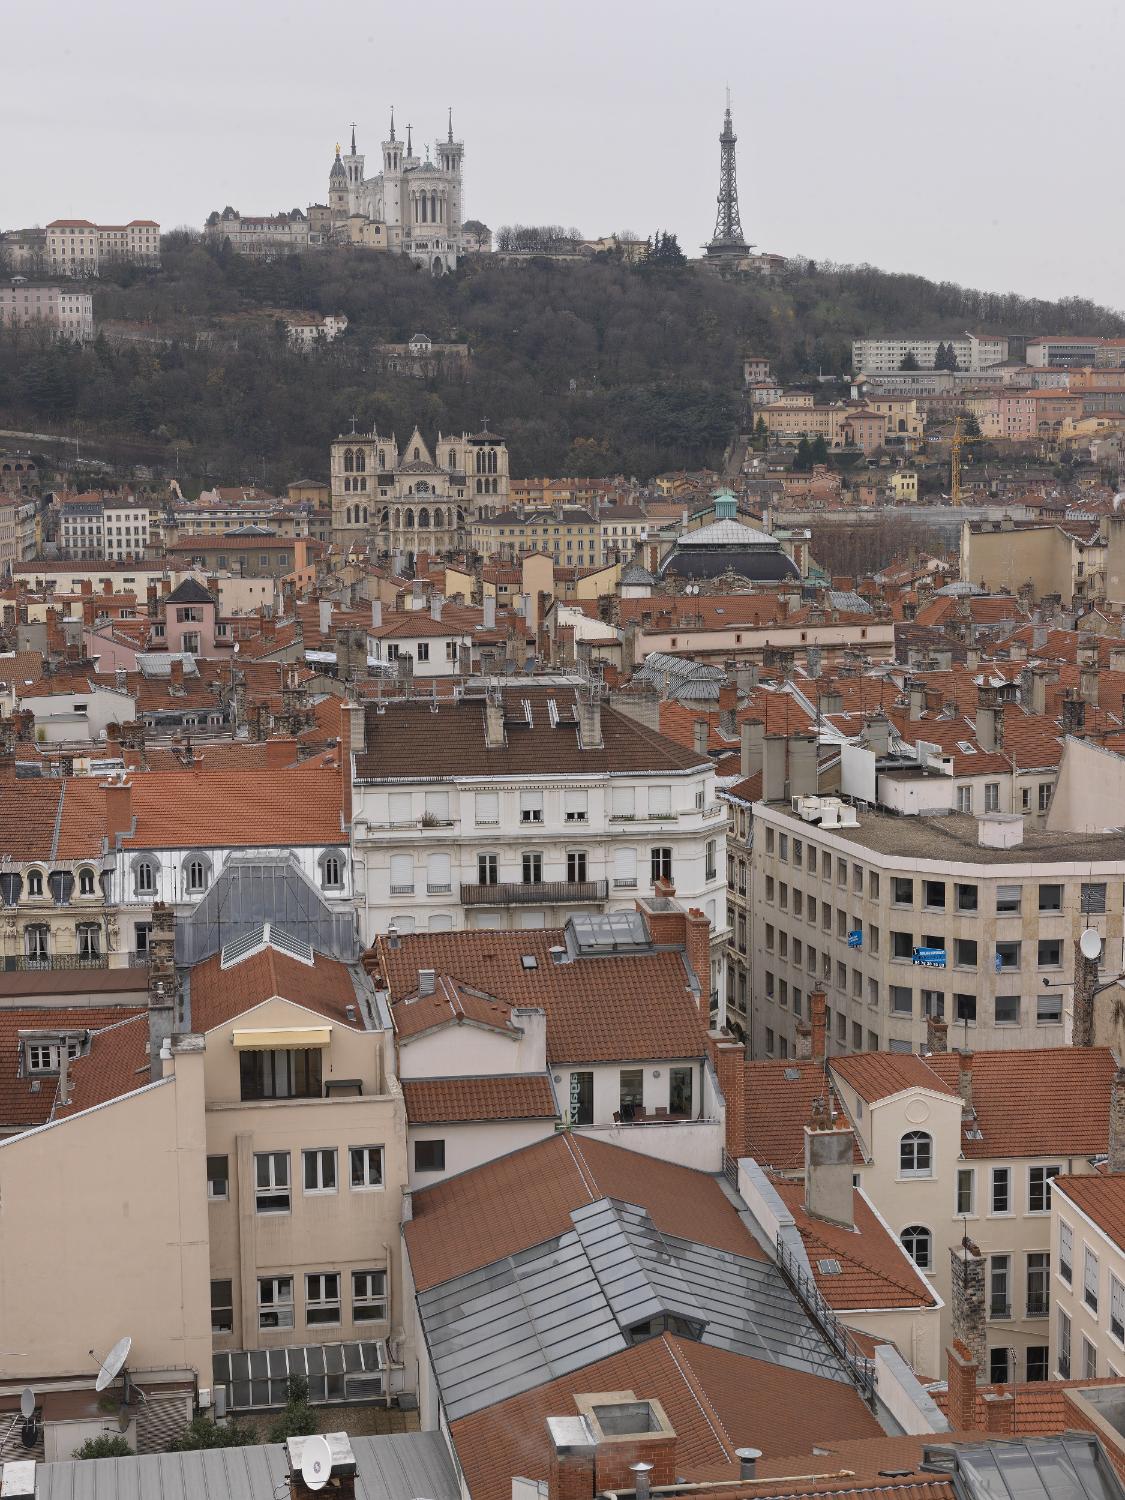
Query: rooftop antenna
[[300, 1434, 332, 1491]]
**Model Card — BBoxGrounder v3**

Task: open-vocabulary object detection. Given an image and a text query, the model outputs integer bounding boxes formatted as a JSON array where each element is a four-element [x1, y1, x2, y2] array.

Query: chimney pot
[[735, 1449, 763, 1481]]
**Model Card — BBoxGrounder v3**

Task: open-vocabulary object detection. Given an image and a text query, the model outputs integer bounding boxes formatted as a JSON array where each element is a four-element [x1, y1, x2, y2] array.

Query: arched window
[[27, 870, 44, 897], [476, 450, 484, 473], [320, 851, 346, 890], [475, 477, 482, 494], [362, 506, 368, 522], [900, 1225, 932, 1270], [355, 449, 366, 472], [381, 508, 389, 526], [133, 858, 156, 896], [413, 446, 420, 460], [378, 449, 386, 468], [393, 508, 401, 528], [431, 192, 437, 222], [183, 855, 211, 896], [900, 1131, 933, 1179], [489, 448, 497, 474], [405, 509, 415, 528], [345, 506, 352, 525], [418, 508, 430, 529], [344, 448, 354, 472], [78, 868, 96, 897], [448, 448, 456, 468], [433, 507, 444, 528]]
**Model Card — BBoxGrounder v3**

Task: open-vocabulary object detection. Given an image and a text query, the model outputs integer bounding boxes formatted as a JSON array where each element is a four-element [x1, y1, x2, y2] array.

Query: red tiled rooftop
[[188, 945, 363, 1033], [405, 1133, 764, 1291], [401, 1074, 558, 1124]]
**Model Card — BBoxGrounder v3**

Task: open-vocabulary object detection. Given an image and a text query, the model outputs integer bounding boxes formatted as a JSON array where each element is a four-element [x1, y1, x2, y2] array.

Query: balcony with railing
[[2, 953, 109, 972], [460, 879, 609, 907]]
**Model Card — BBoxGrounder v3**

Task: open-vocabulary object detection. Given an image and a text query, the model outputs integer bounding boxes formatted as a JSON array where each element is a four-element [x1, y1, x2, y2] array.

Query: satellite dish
[[94, 1335, 132, 1392], [1081, 928, 1103, 961], [300, 1434, 333, 1492], [19, 1388, 34, 1419]]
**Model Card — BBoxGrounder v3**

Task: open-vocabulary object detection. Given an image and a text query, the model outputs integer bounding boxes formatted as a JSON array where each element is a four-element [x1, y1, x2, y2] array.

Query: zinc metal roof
[[26, 1431, 460, 1500], [923, 1433, 1125, 1500], [417, 1196, 848, 1422]]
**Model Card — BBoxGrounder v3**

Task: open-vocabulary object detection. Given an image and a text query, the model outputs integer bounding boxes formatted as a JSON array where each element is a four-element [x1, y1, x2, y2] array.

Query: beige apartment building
[[471, 504, 601, 567], [45, 218, 161, 275], [960, 517, 1106, 606], [1051, 1162, 1125, 1382], [749, 798, 1125, 1061], [0, 284, 93, 339]]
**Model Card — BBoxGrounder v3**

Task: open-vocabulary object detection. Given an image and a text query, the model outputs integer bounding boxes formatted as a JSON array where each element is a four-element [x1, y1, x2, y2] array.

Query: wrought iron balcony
[[460, 879, 609, 907], [2, 953, 109, 972]]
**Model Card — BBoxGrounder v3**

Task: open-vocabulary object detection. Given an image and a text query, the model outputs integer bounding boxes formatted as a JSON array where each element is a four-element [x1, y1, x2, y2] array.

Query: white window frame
[[349, 1144, 384, 1190], [990, 1166, 1011, 1216], [1059, 1219, 1073, 1284], [258, 1275, 294, 1330], [254, 1150, 291, 1214], [475, 790, 499, 826], [1085, 1246, 1100, 1313], [899, 1131, 933, 1180], [305, 1271, 341, 1326], [207, 1154, 229, 1201], [563, 789, 588, 824], [1028, 1165, 1059, 1215], [519, 790, 543, 824], [302, 1147, 337, 1195], [956, 1167, 976, 1217], [1111, 1274, 1125, 1345]]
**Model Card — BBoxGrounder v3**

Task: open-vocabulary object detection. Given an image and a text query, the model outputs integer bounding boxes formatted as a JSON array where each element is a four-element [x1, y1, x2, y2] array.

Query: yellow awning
[[232, 1026, 331, 1050]]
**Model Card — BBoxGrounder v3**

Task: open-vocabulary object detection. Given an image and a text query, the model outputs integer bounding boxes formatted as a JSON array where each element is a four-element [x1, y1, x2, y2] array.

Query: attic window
[[956, 741, 977, 754], [817, 1259, 843, 1276], [520, 955, 538, 970]]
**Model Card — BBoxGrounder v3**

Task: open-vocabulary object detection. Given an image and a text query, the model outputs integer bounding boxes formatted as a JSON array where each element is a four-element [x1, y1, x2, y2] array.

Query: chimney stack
[[926, 1014, 949, 1054], [692, 719, 710, 757], [739, 719, 764, 781], [717, 683, 737, 739], [803, 1120, 854, 1228], [147, 903, 178, 1082], [950, 1243, 986, 1368], [810, 988, 827, 1061], [102, 777, 133, 841], [1109, 1068, 1125, 1172], [578, 691, 604, 750], [947, 1340, 980, 1432], [908, 679, 925, 721], [1073, 936, 1098, 1048], [795, 1020, 813, 1060], [735, 1450, 763, 1482], [370, 599, 383, 628], [482, 593, 497, 629], [430, 592, 444, 623], [762, 733, 787, 801], [485, 691, 506, 748]]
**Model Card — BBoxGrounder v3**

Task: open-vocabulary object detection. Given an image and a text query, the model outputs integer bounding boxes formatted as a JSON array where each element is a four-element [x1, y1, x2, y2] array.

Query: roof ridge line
[[49, 779, 66, 862], [661, 1336, 736, 1461], [561, 1132, 599, 1203]]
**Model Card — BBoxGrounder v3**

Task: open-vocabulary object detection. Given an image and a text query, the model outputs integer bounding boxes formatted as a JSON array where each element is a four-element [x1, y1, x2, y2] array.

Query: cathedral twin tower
[[327, 111, 465, 272]]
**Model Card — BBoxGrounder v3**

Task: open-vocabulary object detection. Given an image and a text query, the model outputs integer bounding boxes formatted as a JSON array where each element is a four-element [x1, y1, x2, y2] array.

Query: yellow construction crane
[[950, 415, 985, 505]]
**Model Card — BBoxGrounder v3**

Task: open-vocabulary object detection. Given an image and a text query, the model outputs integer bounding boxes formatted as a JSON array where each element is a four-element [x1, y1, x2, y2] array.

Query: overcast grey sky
[[4, 0, 1122, 308]]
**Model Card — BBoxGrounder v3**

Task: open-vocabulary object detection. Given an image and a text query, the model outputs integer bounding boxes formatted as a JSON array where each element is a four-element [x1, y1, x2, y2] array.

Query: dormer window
[[78, 868, 96, 897], [133, 858, 156, 896], [26, 1037, 81, 1073], [184, 855, 212, 895]]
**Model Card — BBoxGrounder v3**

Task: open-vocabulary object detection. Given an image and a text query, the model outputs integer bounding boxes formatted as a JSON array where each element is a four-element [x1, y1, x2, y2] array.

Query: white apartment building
[[59, 494, 152, 561], [345, 687, 729, 1019], [749, 796, 1125, 1060], [1025, 337, 1105, 368], [102, 498, 152, 560], [45, 218, 161, 275], [0, 283, 93, 339], [852, 334, 1009, 375], [287, 312, 348, 347]]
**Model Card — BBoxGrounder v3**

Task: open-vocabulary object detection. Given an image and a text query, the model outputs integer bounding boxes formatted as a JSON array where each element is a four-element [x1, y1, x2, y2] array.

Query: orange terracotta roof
[[924, 1047, 1118, 1158], [741, 1059, 862, 1171], [0, 777, 64, 861], [405, 1133, 765, 1292], [377, 929, 708, 1065], [55, 1013, 152, 1117], [111, 766, 344, 849], [0, 1006, 145, 1129], [187, 945, 362, 1033], [449, 1334, 882, 1500], [1053, 1173, 1125, 1245], [392, 977, 519, 1041], [771, 1179, 937, 1310], [831, 1052, 959, 1104], [401, 1074, 558, 1124]]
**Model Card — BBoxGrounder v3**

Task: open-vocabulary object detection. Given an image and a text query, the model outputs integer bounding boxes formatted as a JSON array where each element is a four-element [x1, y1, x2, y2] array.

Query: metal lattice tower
[[707, 91, 748, 256]]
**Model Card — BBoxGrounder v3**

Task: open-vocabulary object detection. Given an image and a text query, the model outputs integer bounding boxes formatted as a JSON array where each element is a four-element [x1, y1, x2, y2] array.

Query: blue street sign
[[912, 946, 947, 968], [848, 930, 863, 948]]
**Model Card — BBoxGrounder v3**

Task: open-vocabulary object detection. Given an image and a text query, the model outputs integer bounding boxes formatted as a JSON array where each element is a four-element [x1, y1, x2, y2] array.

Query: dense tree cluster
[[0, 238, 1120, 493]]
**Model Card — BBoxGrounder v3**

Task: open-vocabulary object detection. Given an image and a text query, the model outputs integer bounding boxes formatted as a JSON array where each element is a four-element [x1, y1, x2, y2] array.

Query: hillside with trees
[[0, 234, 1121, 493]]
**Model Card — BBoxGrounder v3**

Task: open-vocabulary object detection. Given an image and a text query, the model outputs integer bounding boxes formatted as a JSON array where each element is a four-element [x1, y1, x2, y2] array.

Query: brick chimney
[[983, 1392, 1015, 1434], [950, 1242, 986, 1368], [810, 988, 827, 1061], [713, 1040, 745, 1158], [546, 1397, 677, 1500], [717, 683, 737, 739], [926, 1014, 949, 1054], [102, 777, 133, 841], [946, 1340, 979, 1432], [1110, 1067, 1125, 1173], [684, 907, 711, 1004], [1073, 935, 1098, 1048], [957, 1049, 974, 1113]]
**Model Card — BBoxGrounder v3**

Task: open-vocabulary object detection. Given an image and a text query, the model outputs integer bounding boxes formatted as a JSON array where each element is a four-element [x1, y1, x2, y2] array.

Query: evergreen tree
[[810, 434, 829, 464], [793, 436, 813, 471], [899, 351, 920, 370], [171, 1416, 258, 1451], [74, 1435, 134, 1460]]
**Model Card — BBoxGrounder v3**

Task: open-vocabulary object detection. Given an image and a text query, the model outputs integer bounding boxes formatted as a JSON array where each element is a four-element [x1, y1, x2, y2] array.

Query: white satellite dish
[[19, 1388, 34, 1419], [300, 1434, 333, 1492], [94, 1335, 132, 1392], [1081, 928, 1103, 961]]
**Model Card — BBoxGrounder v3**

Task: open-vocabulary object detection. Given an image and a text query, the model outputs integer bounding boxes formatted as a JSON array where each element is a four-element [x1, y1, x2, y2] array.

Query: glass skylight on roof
[[220, 921, 314, 970], [567, 911, 651, 955]]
